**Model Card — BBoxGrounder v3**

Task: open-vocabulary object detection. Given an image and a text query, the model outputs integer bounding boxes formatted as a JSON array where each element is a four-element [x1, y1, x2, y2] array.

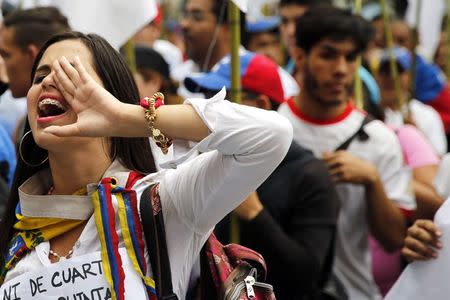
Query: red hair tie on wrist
[[140, 94, 164, 109]]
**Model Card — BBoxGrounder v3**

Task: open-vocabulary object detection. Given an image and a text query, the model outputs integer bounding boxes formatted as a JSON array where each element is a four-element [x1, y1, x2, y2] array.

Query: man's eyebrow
[[319, 44, 339, 52]]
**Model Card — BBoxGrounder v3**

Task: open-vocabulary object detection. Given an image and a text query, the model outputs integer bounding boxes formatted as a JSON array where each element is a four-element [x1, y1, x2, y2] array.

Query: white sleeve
[[422, 107, 447, 156], [434, 153, 450, 199], [157, 90, 293, 234], [413, 102, 447, 156], [374, 125, 415, 211]]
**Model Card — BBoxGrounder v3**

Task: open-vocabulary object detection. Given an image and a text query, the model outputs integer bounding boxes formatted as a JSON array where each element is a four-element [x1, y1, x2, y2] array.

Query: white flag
[[230, 0, 248, 13], [405, 0, 445, 61], [9, 0, 157, 49]]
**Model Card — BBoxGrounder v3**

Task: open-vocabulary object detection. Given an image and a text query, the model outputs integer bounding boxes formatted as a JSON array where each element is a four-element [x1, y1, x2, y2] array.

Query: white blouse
[[4, 90, 293, 299]]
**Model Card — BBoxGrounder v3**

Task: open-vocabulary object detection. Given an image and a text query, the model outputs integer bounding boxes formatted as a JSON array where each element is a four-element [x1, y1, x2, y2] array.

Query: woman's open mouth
[[37, 98, 68, 123]]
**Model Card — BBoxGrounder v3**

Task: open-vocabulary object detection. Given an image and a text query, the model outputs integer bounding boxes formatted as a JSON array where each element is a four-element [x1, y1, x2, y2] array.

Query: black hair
[[279, 0, 332, 8], [210, 0, 248, 43], [3, 6, 70, 50], [133, 45, 179, 95], [296, 6, 374, 53], [0, 31, 157, 263]]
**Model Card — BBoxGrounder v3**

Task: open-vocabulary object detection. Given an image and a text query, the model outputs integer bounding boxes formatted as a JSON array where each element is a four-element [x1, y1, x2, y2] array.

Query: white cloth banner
[[0, 249, 148, 300], [7, 0, 157, 50], [230, 0, 248, 13], [405, 0, 445, 61], [385, 198, 450, 300]]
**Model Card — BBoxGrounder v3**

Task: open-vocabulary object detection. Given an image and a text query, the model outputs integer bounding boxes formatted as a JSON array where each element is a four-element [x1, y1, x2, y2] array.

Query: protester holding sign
[[0, 31, 292, 299]]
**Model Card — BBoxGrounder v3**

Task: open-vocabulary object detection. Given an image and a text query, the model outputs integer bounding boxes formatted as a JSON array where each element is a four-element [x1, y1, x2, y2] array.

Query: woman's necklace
[[47, 186, 86, 262], [48, 244, 76, 261]]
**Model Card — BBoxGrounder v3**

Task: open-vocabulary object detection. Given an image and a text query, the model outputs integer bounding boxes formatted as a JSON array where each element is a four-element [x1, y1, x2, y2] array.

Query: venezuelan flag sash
[[0, 174, 157, 300]]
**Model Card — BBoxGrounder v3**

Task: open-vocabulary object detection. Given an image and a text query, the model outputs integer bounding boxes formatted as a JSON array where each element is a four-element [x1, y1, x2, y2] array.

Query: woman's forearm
[[117, 103, 210, 141]]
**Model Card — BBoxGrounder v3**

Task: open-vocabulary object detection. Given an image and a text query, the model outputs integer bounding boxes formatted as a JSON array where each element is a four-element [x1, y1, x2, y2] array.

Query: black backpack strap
[[335, 115, 374, 151], [140, 184, 179, 300]]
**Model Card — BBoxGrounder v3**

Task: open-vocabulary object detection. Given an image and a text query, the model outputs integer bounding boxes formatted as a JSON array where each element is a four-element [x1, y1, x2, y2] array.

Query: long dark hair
[[0, 31, 157, 262]]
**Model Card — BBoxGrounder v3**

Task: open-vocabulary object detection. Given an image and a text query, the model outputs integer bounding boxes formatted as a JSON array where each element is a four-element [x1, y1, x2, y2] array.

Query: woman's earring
[[19, 130, 48, 167]]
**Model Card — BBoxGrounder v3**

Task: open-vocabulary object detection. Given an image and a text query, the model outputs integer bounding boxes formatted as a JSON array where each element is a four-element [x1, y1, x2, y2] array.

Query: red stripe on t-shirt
[[399, 207, 415, 220], [287, 98, 355, 125]]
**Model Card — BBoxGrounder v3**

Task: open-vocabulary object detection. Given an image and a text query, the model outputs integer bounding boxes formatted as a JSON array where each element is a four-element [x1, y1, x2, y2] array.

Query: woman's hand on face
[[43, 56, 124, 137], [402, 219, 443, 262]]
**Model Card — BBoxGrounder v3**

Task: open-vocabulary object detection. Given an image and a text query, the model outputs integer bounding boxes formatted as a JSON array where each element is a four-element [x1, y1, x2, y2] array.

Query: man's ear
[[291, 46, 305, 71], [255, 95, 273, 110], [26, 44, 39, 63]]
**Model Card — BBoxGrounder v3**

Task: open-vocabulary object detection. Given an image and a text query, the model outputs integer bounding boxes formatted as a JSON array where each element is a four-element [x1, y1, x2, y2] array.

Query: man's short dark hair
[[3, 6, 70, 50], [296, 6, 373, 53], [279, 0, 332, 8]]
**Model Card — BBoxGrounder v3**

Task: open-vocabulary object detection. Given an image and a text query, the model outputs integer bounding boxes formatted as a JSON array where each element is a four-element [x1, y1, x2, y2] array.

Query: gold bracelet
[[141, 92, 172, 155]]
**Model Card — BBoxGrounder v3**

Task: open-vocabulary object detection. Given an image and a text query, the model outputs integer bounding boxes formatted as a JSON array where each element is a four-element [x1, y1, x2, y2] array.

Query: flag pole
[[123, 38, 137, 74], [354, 0, 364, 110], [380, 0, 408, 119], [229, 0, 241, 244], [446, 0, 450, 78], [229, 1, 241, 104], [410, 0, 422, 104]]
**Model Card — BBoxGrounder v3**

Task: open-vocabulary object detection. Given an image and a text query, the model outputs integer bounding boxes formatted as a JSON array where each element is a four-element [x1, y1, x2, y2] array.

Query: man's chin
[[313, 96, 346, 107]]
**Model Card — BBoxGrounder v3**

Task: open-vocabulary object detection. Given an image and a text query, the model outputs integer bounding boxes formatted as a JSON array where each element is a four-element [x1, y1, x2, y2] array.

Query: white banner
[[385, 199, 450, 300], [230, 0, 248, 13], [0, 249, 148, 300], [406, 0, 445, 60], [6, 0, 157, 50]]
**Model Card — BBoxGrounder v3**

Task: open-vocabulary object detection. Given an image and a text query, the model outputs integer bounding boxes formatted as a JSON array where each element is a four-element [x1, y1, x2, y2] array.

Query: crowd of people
[[0, 0, 449, 299]]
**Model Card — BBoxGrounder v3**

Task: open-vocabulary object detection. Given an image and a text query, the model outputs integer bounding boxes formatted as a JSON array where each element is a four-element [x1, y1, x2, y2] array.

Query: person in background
[[185, 51, 339, 300], [278, 7, 415, 299], [173, 0, 246, 99], [389, 20, 450, 148], [243, 16, 284, 66], [134, 45, 181, 105], [365, 98, 442, 296], [434, 31, 448, 74], [278, 0, 332, 75], [0, 6, 70, 99], [0, 124, 15, 186], [0, 6, 70, 141], [375, 47, 447, 156], [133, 4, 183, 73]]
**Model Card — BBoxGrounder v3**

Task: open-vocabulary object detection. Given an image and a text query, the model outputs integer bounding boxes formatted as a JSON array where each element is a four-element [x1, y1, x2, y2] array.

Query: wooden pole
[[380, 0, 407, 119], [229, 1, 241, 104], [354, 0, 364, 109], [410, 0, 422, 103], [123, 39, 137, 74], [228, 1, 241, 244], [446, 0, 450, 78]]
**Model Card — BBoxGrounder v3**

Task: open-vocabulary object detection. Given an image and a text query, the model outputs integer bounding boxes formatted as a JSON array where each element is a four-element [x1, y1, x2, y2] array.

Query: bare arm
[[43, 55, 210, 141], [412, 165, 442, 220], [412, 180, 443, 220], [323, 151, 407, 251], [365, 170, 408, 251]]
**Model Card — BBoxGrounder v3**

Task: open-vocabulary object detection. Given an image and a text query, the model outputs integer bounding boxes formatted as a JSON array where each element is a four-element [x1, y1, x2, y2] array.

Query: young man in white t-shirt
[[278, 6, 415, 300]]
